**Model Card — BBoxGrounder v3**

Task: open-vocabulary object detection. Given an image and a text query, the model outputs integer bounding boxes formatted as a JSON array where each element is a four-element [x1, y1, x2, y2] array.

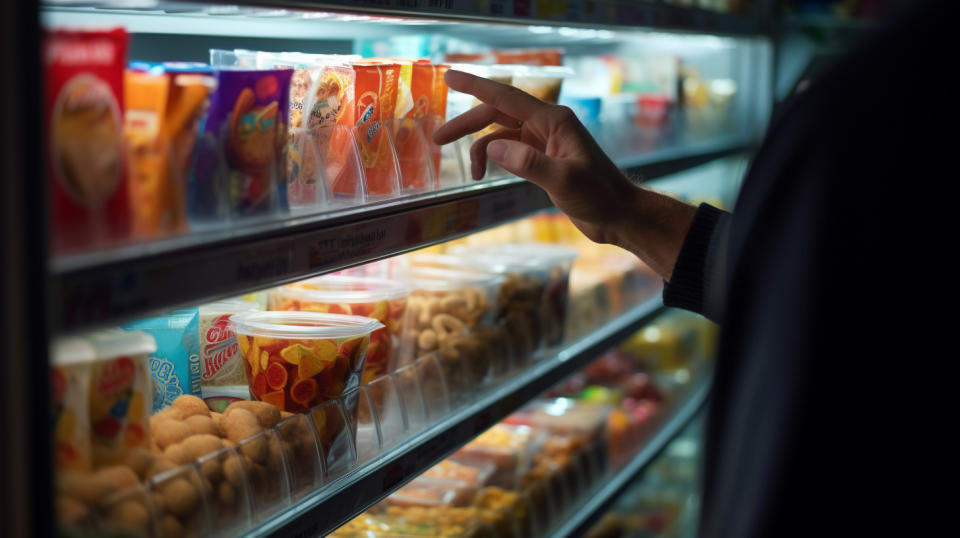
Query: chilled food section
[[50, 210, 721, 537]]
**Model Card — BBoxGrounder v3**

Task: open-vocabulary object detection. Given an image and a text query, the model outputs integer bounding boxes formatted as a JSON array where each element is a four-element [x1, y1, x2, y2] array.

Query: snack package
[[493, 48, 563, 66], [392, 59, 414, 120], [257, 52, 359, 208], [510, 65, 573, 105], [51, 338, 95, 472], [201, 56, 293, 218], [197, 299, 260, 410], [122, 310, 202, 412], [84, 329, 155, 467], [229, 311, 383, 413], [124, 66, 213, 238], [352, 61, 402, 196], [44, 28, 129, 251], [391, 61, 450, 189]]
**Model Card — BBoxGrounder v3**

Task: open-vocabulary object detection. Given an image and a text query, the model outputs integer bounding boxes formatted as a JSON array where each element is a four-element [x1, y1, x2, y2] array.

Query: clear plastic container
[[383, 475, 480, 508], [403, 267, 505, 399], [228, 311, 383, 413], [267, 275, 410, 382], [455, 243, 577, 348], [508, 65, 574, 105], [85, 329, 156, 468], [453, 424, 542, 490], [425, 457, 496, 486]]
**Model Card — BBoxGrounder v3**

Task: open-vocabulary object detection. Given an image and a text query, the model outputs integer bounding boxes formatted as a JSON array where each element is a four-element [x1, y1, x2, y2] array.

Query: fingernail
[[487, 140, 508, 162]]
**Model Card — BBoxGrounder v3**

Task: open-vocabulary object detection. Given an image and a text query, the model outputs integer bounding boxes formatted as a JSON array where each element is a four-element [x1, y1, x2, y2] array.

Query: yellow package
[[86, 330, 156, 467], [51, 338, 95, 473]]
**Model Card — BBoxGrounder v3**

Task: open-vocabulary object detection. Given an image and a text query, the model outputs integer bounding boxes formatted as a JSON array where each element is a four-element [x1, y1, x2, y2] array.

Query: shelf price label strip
[[52, 181, 551, 333]]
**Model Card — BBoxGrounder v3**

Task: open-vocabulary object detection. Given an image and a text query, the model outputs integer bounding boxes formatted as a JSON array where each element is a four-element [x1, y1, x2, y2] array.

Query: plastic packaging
[[197, 299, 260, 411], [351, 61, 403, 197], [51, 338, 95, 472], [255, 51, 359, 211], [229, 311, 382, 413], [123, 66, 214, 239], [455, 243, 577, 347], [85, 329, 156, 467], [123, 310, 202, 412], [44, 28, 129, 251], [453, 424, 541, 489], [197, 50, 293, 219], [507, 65, 574, 105], [403, 268, 505, 398], [268, 276, 409, 382]]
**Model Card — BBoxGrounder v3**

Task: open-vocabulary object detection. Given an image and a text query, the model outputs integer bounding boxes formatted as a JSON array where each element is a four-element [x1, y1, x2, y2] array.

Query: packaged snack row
[[45, 28, 494, 253], [333, 392, 655, 538]]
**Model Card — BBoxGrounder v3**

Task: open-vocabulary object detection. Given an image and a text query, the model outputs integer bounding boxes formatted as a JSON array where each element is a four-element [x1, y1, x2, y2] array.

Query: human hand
[[433, 70, 642, 246], [433, 70, 696, 280]]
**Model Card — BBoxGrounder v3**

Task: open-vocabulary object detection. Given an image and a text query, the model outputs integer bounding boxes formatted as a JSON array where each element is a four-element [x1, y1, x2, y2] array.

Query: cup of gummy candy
[[229, 311, 383, 413]]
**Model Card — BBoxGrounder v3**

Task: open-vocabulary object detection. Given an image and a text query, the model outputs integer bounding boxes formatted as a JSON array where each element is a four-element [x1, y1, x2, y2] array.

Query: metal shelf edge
[[245, 296, 667, 537], [238, 1, 761, 36], [549, 375, 711, 538]]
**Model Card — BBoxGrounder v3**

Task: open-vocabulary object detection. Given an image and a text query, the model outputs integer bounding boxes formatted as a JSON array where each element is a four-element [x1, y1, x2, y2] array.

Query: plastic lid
[[497, 64, 575, 78], [85, 329, 158, 360], [410, 266, 505, 291], [461, 243, 577, 262], [199, 299, 260, 316], [229, 311, 383, 339], [276, 275, 410, 303], [51, 337, 97, 366]]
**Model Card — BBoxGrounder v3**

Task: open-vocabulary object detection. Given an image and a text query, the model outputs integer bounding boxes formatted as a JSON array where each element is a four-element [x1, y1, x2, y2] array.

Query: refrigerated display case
[[1, 1, 771, 536]]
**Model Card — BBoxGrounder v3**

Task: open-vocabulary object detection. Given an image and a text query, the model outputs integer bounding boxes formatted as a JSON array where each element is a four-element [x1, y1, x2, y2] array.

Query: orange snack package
[[352, 61, 401, 196], [124, 68, 212, 238], [398, 62, 451, 186], [124, 71, 171, 238], [493, 48, 563, 66]]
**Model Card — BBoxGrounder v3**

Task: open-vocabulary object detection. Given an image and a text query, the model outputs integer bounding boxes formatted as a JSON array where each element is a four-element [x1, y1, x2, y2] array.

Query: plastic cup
[[267, 276, 409, 383], [228, 311, 383, 413]]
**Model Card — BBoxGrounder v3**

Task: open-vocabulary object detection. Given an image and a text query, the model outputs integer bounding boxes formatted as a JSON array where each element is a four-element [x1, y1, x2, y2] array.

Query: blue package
[[560, 96, 602, 128], [124, 309, 202, 412]]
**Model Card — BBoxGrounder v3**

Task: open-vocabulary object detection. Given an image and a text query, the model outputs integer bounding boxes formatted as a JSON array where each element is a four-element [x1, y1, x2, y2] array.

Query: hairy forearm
[[610, 187, 698, 282]]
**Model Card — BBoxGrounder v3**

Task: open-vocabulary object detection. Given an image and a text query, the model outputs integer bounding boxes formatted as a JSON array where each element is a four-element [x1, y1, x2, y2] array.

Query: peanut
[[225, 400, 281, 428], [104, 499, 150, 535], [159, 514, 183, 537], [185, 414, 221, 437], [223, 408, 263, 444], [152, 419, 192, 450], [200, 457, 223, 483], [171, 394, 210, 417], [217, 481, 236, 505], [55, 495, 89, 527], [161, 477, 199, 517], [223, 453, 246, 488]]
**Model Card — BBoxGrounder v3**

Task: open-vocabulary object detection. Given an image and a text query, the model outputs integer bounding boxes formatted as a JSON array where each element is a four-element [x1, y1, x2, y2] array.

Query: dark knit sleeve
[[663, 203, 731, 323]]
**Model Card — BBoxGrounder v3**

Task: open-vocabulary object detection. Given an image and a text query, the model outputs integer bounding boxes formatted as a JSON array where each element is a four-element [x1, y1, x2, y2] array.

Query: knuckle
[[516, 147, 539, 172], [553, 105, 577, 121]]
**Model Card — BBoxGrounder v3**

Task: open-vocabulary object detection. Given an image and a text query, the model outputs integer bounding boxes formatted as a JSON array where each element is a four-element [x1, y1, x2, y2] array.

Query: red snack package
[[493, 48, 563, 66], [44, 28, 129, 252], [352, 61, 401, 196]]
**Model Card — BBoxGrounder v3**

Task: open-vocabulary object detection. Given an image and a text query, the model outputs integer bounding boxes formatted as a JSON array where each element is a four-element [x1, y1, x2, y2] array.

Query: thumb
[[487, 139, 562, 187]]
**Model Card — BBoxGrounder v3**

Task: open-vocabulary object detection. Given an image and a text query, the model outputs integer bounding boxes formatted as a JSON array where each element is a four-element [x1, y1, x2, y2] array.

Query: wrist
[[610, 187, 698, 281]]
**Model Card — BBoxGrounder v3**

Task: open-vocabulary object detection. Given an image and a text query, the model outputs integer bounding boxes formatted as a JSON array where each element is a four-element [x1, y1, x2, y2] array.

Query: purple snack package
[[202, 68, 293, 217]]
